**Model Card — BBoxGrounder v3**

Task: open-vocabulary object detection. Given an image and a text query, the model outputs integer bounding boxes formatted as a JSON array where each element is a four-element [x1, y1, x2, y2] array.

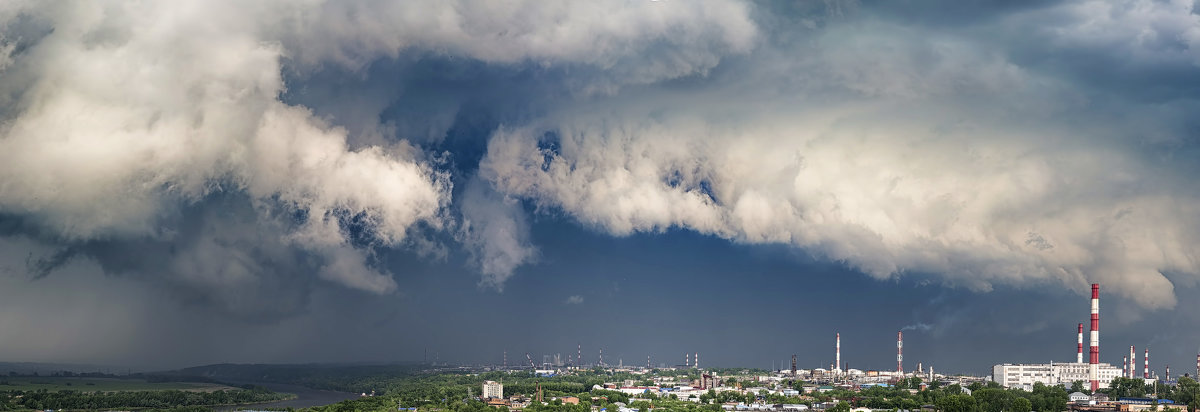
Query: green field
[[0, 377, 236, 392]]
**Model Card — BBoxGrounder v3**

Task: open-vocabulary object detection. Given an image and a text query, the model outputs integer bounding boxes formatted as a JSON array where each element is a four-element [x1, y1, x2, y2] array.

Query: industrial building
[[992, 362, 1123, 391], [992, 284, 1126, 391]]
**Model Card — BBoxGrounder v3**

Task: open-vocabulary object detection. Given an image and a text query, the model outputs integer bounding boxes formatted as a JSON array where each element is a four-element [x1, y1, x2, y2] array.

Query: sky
[[1, 0, 1200, 375]]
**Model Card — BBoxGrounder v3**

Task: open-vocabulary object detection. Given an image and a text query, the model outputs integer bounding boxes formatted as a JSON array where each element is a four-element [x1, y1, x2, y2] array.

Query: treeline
[[1102, 376, 1199, 405], [163, 363, 427, 393], [0, 387, 291, 410]]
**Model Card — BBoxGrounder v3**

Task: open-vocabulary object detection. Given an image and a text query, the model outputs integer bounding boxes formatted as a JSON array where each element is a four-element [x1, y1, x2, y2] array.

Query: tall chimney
[[1165, 365, 1170, 381], [1123, 357, 1127, 378], [1089, 283, 1099, 392], [1077, 323, 1084, 363], [897, 331, 904, 374], [578, 344, 583, 367], [685, 353, 689, 367], [836, 333, 841, 375], [1144, 348, 1149, 379], [695, 352, 699, 369], [792, 354, 797, 376], [1130, 346, 1136, 378]]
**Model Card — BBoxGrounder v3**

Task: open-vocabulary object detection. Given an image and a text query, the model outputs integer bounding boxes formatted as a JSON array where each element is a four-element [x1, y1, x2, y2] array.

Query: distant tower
[[897, 331, 904, 374], [836, 333, 841, 375], [686, 353, 690, 367], [578, 344, 583, 367], [647, 355, 651, 369], [1124, 356, 1128, 378], [695, 352, 700, 369], [1166, 365, 1170, 381], [1130, 346, 1136, 378], [791, 355, 797, 376], [1088, 283, 1099, 392], [599, 348, 604, 367], [918, 362, 923, 377], [1196, 350, 1199, 380], [1077, 323, 1084, 363], [504, 350, 507, 369]]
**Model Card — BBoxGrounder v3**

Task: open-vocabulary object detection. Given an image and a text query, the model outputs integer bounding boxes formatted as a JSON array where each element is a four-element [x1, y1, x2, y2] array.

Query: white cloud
[[565, 295, 584, 305], [2, 0, 1199, 311], [459, 177, 538, 290], [478, 18, 1200, 309]]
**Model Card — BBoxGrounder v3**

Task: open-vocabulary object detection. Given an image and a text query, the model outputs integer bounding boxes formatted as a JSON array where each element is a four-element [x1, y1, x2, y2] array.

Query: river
[[211, 382, 362, 411]]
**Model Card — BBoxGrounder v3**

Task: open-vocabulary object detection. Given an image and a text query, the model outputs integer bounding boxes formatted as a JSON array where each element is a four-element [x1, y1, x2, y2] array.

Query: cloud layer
[[0, 0, 1198, 322]]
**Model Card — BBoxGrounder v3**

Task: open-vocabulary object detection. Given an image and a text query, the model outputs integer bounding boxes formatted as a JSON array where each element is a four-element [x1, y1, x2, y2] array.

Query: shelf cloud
[[0, 0, 1198, 326]]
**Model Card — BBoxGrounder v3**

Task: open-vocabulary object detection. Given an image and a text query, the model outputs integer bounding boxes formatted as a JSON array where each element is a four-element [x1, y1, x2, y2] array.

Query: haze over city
[[1, 0, 1199, 379]]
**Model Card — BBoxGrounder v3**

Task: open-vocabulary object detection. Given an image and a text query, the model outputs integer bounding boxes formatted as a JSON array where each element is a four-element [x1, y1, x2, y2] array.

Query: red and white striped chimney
[[1077, 323, 1084, 364], [1130, 346, 1136, 378], [1144, 348, 1149, 379], [897, 331, 904, 374], [1089, 283, 1099, 392], [1123, 357, 1128, 377]]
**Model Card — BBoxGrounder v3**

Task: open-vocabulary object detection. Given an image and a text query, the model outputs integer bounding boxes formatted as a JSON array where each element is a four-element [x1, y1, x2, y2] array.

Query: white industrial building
[[483, 380, 504, 399], [992, 362, 1122, 391]]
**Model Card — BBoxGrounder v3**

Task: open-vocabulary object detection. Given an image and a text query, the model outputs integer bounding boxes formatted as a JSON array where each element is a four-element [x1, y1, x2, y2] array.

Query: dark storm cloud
[[1, 0, 1199, 369]]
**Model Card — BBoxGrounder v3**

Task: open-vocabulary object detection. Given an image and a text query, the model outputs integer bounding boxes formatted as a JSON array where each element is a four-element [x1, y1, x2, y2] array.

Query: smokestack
[[695, 352, 700, 369], [1077, 323, 1084, 363], [599, 348, 604, 367], [918, 362, 923, 377], [792, 355, 797, 376], [1144, 348, 1149, 379], [1130, 346, 1136, 378], [897, 331, 904, 374], [1166, 365, 1170, 381], [504, 350, 507, 369], [1124, 356, 1127, 378], [1089, 283, 1099, 392], [1196, 351, 1199, 380], [836, 333, 841, 375], [578, 344, 583, 367], [686, 353, 690, 367]]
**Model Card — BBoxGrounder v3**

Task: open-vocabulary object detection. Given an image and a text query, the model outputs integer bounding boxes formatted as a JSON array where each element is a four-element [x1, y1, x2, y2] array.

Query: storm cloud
[[0, 0, 1199, 368]]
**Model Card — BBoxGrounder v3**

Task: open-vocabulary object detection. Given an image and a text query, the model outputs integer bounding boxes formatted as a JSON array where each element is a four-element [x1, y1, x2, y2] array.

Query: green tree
[[1071, 381, 1088, 395], [1013, 397, 1033, 412], [937, 394, 977, 412], [830, 401, 851, 412]]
